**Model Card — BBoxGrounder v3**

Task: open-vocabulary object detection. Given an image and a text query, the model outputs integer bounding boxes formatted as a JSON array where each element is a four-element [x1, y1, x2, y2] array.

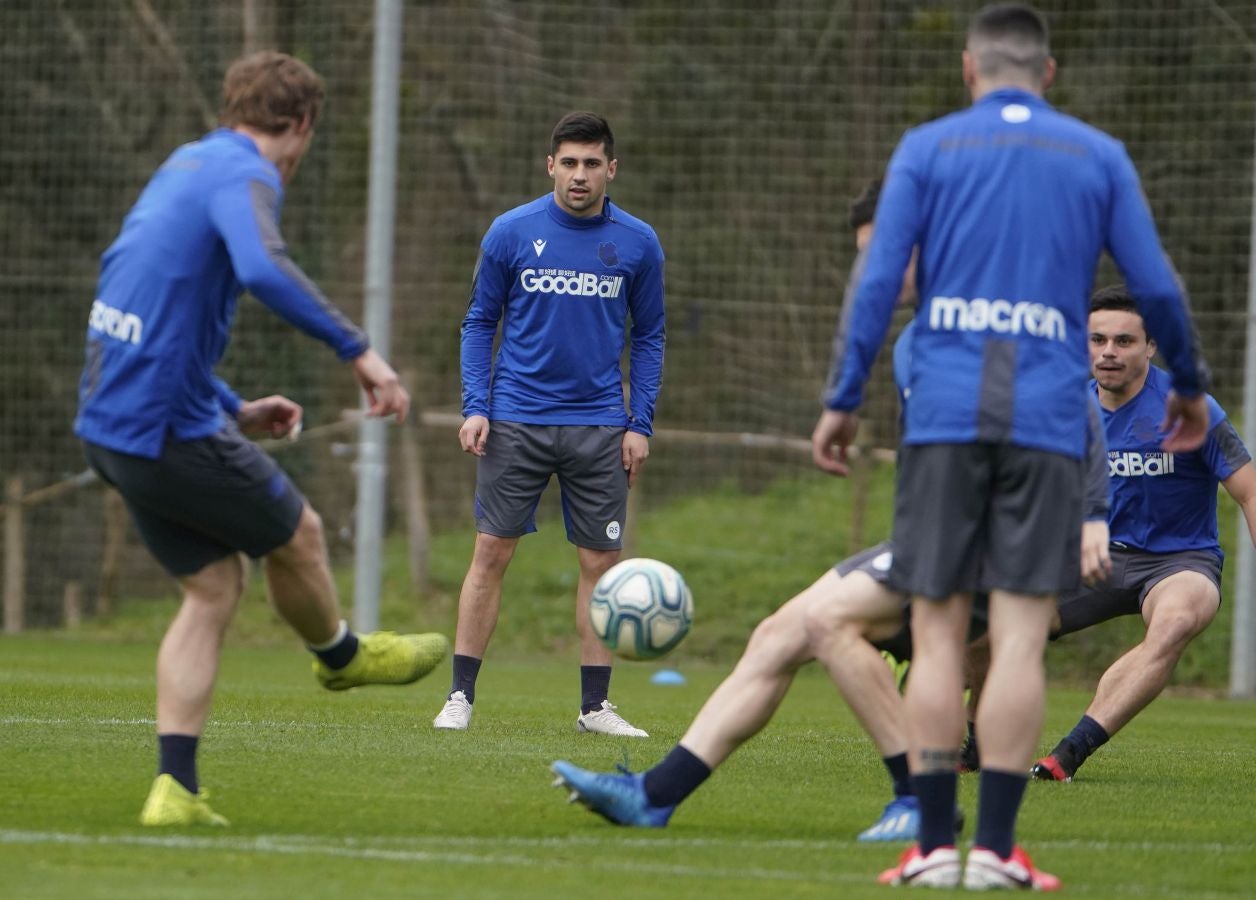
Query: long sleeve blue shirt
[[461, 195, 666, 435], [75, 129, 368, 458], [829, 89, 1206, 459]]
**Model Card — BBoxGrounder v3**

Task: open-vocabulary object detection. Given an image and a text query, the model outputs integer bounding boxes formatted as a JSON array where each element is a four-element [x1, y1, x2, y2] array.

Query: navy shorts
[[1054, 544, 1223, 638], [83, 425, 305, 577], [474, 422, 628, 549], [891, 443, 1083, 599], [833, 540, 989, 661]]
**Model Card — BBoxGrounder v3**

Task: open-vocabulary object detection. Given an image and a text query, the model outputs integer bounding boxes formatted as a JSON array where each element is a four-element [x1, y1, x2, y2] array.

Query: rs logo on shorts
[[1108, 451, 1175, 477], [927, 295, 1066, 342]]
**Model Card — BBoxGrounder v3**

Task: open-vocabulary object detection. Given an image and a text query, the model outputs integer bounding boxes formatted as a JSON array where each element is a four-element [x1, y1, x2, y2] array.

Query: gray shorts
[[475, 421, 628, 549], [1054, 544, 1223, 638], [891, 443, 1083, 599], [83, 425, 305, 577], [833, 540, 988, 661]]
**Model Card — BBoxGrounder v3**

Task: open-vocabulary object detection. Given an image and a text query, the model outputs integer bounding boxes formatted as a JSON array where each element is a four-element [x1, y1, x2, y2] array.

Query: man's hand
[[1080, 519, 1112, 586], [237, 395, 303, 439], [1161, 391, 1208, 453], [459, 415, 490, 457], [622, 431, 650, 487], [811, 409, 859, 476], [352, 349, 410, 423]]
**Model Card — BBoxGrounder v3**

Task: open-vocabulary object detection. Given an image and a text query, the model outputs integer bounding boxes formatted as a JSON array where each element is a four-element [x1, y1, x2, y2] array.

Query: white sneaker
[[433, 690, 473, 730], [878, 844, 961, 888], [963, 845, 1062, 891], [576, 700, 648, 737]]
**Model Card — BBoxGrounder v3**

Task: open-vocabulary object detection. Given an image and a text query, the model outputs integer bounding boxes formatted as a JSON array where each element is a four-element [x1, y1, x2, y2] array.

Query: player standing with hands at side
[[432, 112, 666, 736], [74, 52, 448, 827], [816, 4, 1209, 890]]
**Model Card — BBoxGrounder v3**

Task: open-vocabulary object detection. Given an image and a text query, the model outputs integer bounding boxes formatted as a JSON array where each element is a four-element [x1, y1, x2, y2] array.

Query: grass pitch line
[[0, 829, 870, 886], [0, 716, 364, 730], [1, 828, 1248, 860]]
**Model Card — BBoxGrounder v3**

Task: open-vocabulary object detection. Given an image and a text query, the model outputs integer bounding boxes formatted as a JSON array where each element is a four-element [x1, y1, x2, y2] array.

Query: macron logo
[[1109, 451, 1175, 477], [88, 299, 144, 345], [928, 295, 1066, 342], [532, 239, 547, 257]]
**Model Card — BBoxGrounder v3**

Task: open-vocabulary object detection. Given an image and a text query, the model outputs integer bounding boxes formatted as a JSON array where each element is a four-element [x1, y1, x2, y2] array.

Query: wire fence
[[2, 0, 1254, 629]]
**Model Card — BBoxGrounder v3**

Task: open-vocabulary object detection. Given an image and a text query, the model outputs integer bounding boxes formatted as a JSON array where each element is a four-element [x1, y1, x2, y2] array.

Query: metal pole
[[1232, 132, 1256, 699], [353, 0, 403, 632]]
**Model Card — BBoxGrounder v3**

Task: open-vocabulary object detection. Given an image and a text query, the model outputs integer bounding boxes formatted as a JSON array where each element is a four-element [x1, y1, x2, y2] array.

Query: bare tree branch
[[131, 0, 217, 129]]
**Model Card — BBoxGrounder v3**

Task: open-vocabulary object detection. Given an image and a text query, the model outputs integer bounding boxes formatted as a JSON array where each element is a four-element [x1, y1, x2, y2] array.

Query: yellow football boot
[[314, 631, 449, 691], [138, 774, 228, 827]]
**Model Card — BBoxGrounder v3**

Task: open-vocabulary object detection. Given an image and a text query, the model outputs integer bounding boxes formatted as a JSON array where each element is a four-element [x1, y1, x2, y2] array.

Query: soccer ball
[[589, 558, 694, 660]]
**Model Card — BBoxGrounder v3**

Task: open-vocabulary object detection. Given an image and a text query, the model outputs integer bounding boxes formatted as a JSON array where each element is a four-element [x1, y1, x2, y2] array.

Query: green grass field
[[2, 635, 1253, 898]]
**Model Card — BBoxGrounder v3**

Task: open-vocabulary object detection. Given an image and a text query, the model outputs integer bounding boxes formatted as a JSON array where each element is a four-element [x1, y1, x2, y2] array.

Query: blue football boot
[[551, 760, 675, 828]]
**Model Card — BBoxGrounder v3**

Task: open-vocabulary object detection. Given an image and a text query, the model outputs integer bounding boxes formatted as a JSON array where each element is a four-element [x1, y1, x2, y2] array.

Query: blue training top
[[461, 194, 666, 435], [896, 320, 1109, 521], [829, 88, 1206, 459], [75, 129, 368, 458], [1102, 366, 1249, 559]]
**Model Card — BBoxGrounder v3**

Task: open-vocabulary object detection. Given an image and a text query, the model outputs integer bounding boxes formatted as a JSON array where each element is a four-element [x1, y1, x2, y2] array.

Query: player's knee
[[744, 610, 804, 663], [800, 597, 859, 649], [182, 554, 246, 612], [733, 614, 806, 676], [1147, 606, 1212, 654], [471, 534, 517, 575], [273, 506, 327, 569]]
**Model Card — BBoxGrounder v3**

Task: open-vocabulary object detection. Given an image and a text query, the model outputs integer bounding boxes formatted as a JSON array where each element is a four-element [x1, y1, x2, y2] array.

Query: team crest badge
[[598, 242, 619, 268]]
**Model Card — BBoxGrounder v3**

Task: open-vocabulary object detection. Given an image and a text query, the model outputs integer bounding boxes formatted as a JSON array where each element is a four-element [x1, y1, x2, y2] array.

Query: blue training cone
[[650, 669, 686, 686]]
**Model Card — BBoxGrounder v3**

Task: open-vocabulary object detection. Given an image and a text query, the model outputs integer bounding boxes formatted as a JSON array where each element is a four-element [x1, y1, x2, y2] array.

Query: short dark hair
[[1090, 283, 1139, 316], [219, 51, 324, 134], [849, 179, 881, 231], [967, 3, 1050, 81], [550, 112, 615, 159]]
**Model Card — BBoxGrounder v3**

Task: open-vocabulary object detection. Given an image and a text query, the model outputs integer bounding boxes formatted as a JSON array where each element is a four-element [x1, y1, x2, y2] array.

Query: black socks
[[158, 733, 199, 794], [451, 654, 483, 703], [643, 745, 712, 808]]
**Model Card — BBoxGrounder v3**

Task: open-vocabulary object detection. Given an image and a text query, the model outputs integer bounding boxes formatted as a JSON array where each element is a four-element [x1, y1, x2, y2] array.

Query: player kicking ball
[[74, 52, 447, 826]]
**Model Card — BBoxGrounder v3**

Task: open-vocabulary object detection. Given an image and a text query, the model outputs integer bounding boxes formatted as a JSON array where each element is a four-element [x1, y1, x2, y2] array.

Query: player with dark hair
[[74, 51, 448, 827], [432, 111, 666, 736], [1028, 285, 1256, 781], [818, 2, 1208, 890], [549, 181, 1111, 842]]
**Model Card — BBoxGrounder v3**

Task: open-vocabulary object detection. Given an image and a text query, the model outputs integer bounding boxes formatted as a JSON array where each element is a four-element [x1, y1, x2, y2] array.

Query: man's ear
[[1041, 56, 1057, 92]]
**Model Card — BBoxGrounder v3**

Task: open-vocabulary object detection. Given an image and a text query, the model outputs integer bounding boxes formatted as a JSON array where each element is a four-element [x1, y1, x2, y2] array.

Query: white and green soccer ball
[[589, 558, 694, 660]]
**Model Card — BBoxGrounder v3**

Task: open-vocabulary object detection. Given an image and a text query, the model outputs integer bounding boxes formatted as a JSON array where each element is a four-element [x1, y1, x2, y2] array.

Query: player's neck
[[1097, 373, 1149, 411]]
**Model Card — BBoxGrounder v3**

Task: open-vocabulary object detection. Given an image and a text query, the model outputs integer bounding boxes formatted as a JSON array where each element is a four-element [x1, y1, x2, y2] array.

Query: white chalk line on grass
[[0, 717, 359, 730], [0, 828, 1250, 860], [0, 831, 1248, 898], [0, 829, 868, 886]]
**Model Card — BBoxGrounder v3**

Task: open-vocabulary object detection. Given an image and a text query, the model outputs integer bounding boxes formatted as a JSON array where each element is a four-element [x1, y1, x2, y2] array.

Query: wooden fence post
[[4, 477, 25, 634], [97, 489, 126, 618], [399, 373, 431, 598], [63, 580, 82, 628]]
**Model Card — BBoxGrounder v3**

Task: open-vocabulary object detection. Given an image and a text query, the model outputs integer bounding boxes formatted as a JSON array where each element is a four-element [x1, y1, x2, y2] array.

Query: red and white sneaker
[[963, 845, 1062, 891], [877, 844, 961, 888], [1029, 754, 1073, 782]]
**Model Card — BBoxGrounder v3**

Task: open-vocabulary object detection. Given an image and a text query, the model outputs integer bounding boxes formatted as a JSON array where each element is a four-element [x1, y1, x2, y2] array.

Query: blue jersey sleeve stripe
[[225, 180, 368, 361], [626, 240, 665, 435], [1104, 148, 1209, 395], [460, 245, 507, 418], [1207, 419, 1252, 482], [1084, 393, 1109, 520]]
